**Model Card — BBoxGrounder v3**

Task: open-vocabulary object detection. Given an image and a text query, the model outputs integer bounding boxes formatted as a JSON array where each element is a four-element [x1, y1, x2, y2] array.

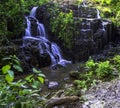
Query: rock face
[[82, 79, 120, 108], [22, 6, 72, 70], [21, 38, 51, 68], [36, 3, 114, 63]]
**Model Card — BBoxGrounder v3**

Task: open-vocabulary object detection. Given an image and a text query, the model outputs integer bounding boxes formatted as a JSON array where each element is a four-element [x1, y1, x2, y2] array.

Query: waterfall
[[102, 21, 108, 31], [30, 6, 38, 17], [96, 9, 101, 19], [24, 7, 71, 67], [82, 0, 87, 7], [101, 21, 108, 44], [25, 17, 31, 36], [37, 23, 46, 37]]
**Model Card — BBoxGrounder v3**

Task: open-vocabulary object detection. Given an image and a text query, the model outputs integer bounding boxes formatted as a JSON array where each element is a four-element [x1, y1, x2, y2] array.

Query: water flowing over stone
[[23, 7, 71, 68], [96, 9, 101, 19], [82, 0, 87, 7], [30, 6, 38, 17], [25, 17, 31, 36], [22, 1, 113, 64]]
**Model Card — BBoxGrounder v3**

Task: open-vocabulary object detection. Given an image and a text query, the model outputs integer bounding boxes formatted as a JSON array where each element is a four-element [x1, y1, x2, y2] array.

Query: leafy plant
[[25, 68, 45, 89], [96, 61, 113, 79], [74, 80, 87, 90], [0, 67, 46, 107], [112, 55, 120, 71], [85, 57, 96, 70], [70, 55, 120, 91], [50, 8, 74, 48], [1, 55, 23, 83]]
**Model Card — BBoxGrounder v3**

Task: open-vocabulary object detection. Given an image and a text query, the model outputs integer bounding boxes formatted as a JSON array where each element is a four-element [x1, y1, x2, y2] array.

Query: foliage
[[112, 55, 120, 72], [1, 55, 23, 83], [86, 0, 120, 27], [0, 74, 45, 107], [85, 57, 96, 70], [25, 68, 45, 89], [0, 55, 46, 107], [50, 6, 74, 48], [96, 61, 113, 79], [38, 0, 49, 5], [77, 0, 83, 4], [70, 55, 120, 91]]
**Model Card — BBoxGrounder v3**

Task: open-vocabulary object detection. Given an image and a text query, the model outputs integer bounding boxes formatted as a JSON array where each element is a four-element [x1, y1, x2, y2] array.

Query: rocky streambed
[[82, 79, 120, 108], [43, 78, 120, 108], [41, 44, 120, 108]]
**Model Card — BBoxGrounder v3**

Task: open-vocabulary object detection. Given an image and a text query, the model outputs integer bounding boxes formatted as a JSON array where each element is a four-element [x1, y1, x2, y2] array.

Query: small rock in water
[[48, 81, 59, 89]]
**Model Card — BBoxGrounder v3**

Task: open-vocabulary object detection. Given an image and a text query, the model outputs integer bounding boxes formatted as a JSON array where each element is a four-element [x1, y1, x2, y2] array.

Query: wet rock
[[63, 77, 70, 82], [69, 71, 80, 79], [21, 38, 51, 68], [35, 3, 113, 63], [48, 81, 59, 89]]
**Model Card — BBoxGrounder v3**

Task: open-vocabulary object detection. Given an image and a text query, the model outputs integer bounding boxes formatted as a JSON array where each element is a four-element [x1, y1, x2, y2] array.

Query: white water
[[37, 23, 46, 37], [25, 17, 31, 36], [30, 6, 38, 17], [82, 0, 87, 7], [96, 9, 101, 19], [24, 7, 71, 67], [102, 21, 108, 31]]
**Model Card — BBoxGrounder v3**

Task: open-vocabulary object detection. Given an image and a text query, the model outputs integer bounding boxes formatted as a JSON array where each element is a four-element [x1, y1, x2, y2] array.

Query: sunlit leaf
[[25, 74, 33, 81], [5, 73, 14, 83], [2, 65, 11, 74], [38, 73, 46, 78], [31, 93, 40, 97], [37, 76, 44, 84]]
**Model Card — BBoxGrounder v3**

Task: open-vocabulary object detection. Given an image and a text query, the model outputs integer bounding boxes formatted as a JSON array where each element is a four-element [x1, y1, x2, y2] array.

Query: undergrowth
[[66, 55, 120, 95], [0, 55, 46, 107]]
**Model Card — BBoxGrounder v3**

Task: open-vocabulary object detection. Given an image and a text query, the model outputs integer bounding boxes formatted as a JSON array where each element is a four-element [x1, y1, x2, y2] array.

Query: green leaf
[[31, 81, 40, 89], [13, 64, 23, 72], [25, 75, 33, 81], [37, 76, 44, 84], [8, 70, 14, 78], [5, 73, 14, 83], [38, 73, 46, 78], [2, 57, 11, 61], [2, 65, 11, 74], [33, 68, 41, 73], [13, 59, 20, 65]]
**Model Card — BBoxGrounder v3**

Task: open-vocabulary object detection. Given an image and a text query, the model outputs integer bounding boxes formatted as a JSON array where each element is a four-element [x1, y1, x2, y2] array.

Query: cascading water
[[23, 7, 71, 67], [25, 17, 31, 36], [82, 0, 87, 7], [96, 9, 101, 19], [30, 6, 38, 17]]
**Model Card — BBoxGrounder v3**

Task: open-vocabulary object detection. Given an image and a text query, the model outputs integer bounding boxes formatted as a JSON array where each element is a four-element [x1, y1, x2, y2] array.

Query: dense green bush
[[50, 6, 74, 48]]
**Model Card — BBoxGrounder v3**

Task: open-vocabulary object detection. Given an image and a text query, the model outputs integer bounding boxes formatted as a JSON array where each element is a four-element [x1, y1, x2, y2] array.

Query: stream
[[40, 63, 79, 93]]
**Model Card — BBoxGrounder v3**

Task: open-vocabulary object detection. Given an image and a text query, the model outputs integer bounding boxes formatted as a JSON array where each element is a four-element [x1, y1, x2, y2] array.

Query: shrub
[[96, 61, 113, 79]]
